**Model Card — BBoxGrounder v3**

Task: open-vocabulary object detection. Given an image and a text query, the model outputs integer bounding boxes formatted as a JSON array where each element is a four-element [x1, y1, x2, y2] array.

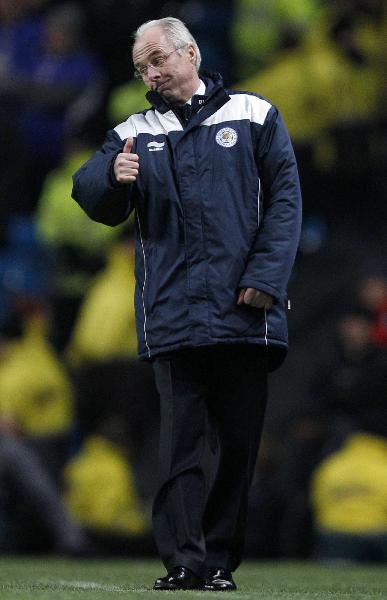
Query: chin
[[158, 85, 179, 103], [159, 88, 173, 100]]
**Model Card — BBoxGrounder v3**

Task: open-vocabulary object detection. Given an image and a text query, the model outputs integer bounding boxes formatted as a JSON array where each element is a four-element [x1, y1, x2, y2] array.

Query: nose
[[147, 64, 161, 79]]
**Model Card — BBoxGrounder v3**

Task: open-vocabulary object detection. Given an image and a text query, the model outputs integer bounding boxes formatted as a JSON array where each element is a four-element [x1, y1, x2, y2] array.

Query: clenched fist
[[237, 288, 274, 310], [114, 137, 139, 183]]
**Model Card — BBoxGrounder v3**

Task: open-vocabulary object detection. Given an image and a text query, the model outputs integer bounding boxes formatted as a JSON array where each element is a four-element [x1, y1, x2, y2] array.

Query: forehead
[[132, 27, 172, 64]]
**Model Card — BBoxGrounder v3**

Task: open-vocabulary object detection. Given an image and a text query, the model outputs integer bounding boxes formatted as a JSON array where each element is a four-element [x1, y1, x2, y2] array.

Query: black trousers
[[152, 344, 268, 576]]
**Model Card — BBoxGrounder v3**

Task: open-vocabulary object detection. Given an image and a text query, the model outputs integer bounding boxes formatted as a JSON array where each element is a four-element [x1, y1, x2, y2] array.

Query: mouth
[[153, 80, 170, 93]]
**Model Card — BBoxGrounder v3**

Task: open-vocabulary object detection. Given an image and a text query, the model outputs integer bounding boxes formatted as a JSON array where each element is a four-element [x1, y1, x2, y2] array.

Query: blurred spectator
[[312, 312, 387, 436], [233, 0, 321, 79], [239, 2, 387, 222], [358, 274, 387, 346], [0, 427, 85, 554], [1, 1, 105, 214], [0, 299, 75, 482], [310, 431, 387, 562], [0, 0, 42, 243], [63, 414, 154, 555], [0, 0, 41, 87], [65, 234, 137, 366], [311, 311, 387, 438], [35, 141, 122, 351], [274, 306, 387, 559], [240, 1, 386, 147], [0, 216, 50, 339]]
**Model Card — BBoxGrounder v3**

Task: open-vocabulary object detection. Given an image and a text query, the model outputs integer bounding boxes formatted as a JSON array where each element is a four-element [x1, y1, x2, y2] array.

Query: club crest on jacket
[[216, 127, 238, 148]]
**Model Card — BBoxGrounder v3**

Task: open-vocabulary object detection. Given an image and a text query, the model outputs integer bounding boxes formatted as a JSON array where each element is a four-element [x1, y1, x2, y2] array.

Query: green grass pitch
[[0, 558, 386, 599]]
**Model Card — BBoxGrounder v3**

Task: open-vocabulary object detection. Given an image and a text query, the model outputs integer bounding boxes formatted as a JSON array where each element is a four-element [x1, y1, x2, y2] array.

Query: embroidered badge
[[147, 141, 165, 152], [215, 127, 238, 148]]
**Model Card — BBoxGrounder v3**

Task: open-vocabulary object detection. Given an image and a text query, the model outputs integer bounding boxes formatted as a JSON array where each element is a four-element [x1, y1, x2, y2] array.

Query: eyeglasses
[[134, 44, 187, 79]]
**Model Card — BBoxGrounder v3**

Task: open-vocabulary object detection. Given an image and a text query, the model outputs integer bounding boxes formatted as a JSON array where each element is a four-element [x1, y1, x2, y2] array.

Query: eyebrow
[[133, 46, 167, 65], [134, 51, 161, 69]]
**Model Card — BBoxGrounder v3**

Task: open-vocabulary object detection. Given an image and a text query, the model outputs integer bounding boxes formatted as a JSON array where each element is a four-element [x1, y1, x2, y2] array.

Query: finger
[[237, 289, 245, 305], [117, 171, 138, 183], [117, 153, 139, 164], [118, 173, 137, 183], [252, 299, 265, 308], [243, 288, 255, 305], [115, 165, 138, 183], [123, 136, 133, 153], [119, 169, 138, 178], [118, 158, 139, 169]]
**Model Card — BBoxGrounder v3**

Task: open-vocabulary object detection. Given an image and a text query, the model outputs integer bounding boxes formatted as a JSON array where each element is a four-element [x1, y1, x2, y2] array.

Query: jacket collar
[[145, 71, 229, 116]]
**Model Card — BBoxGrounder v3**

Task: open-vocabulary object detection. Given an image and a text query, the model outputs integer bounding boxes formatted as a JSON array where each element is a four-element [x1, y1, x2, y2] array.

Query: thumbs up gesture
[[113, 137, 139, 184]]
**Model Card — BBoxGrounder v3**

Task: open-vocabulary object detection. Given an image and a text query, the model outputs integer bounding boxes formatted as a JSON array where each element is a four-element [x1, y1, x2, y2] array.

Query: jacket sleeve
[[239, 107, 302, 301], [71, 129, 136, 226]]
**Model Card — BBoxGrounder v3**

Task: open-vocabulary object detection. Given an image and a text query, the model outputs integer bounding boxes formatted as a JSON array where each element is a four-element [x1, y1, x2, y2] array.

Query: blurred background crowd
[[0, 0, 386, 562]]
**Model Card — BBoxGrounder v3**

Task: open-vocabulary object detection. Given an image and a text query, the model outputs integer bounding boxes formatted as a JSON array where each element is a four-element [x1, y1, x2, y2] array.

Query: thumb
[[123, 136, 133, 153]]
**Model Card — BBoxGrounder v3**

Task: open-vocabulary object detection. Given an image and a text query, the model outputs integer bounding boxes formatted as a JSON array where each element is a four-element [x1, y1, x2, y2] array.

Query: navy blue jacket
[[72, 74, 302, 369]]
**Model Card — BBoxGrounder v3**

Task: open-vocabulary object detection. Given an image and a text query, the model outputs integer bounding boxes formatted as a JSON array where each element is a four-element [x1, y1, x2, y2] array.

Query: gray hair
[[134, 17, 201, 71]]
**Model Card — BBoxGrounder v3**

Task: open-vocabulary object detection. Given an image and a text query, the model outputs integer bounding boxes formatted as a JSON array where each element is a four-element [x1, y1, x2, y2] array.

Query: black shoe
[[153, 566, 204, 590], [204, 568, 237, 591]]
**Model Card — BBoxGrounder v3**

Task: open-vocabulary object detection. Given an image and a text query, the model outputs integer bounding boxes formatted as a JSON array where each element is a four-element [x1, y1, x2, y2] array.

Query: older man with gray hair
[[72, 16, 302, 591]]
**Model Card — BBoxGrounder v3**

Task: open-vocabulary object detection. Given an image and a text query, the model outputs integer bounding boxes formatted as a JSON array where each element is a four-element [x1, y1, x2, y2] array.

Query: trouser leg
[[152, 351, 208, 576], [203, 345, 268, 571]]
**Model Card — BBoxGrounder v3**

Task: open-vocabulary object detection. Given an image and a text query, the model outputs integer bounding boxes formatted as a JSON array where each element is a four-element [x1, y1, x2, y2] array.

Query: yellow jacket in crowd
[[64, 434, 148, 535], [233, 0, 321, 78], [0, 314, 74, 436], [239, 6, 387, 168], [66, 242, 137, 366], [311, 433, 387, 535]]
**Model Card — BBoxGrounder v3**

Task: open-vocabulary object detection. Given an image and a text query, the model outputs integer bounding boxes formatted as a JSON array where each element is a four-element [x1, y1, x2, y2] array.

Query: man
[[72, 17, 302, 591]]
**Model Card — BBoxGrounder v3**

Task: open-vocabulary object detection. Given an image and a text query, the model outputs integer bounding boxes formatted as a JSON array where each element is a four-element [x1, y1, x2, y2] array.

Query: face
[[359, 276, 387, 311], [132, 26, 199, 105], [338, 315, 372, 351]]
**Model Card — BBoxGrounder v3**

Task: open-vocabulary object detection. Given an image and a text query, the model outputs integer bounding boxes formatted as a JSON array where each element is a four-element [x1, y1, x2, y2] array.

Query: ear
[[187, 43, 196, 64]]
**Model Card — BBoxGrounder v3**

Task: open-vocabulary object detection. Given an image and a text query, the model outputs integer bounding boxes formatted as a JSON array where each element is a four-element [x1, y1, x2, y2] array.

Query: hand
[[237, 288, 274, 310], [113, 137, 139, 183]]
